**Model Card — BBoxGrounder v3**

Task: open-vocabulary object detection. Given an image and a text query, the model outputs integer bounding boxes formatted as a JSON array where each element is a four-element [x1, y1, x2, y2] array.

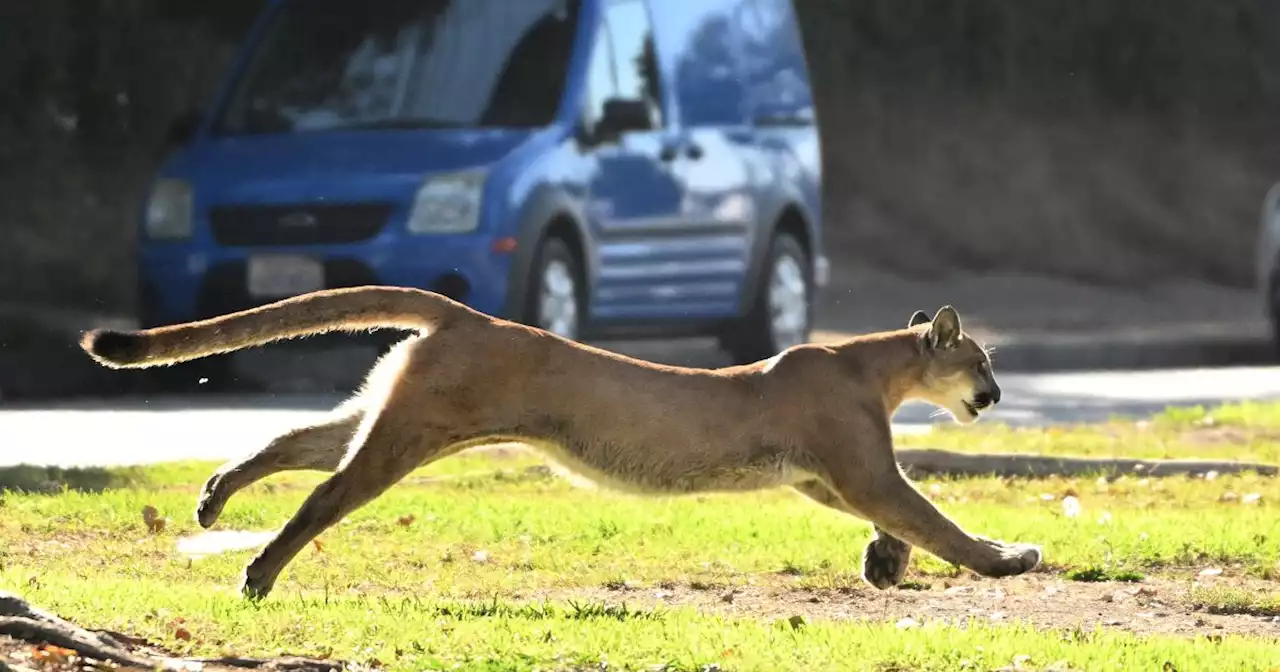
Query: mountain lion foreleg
[[820, 444, 1042, 580], [196, 410, 364, 528], [792, 479, 914, 589]]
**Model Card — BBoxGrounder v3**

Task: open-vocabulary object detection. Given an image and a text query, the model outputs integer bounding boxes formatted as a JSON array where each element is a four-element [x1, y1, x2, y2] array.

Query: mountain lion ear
[[926, 305, 962, 350], [908, 310, 930, 328]]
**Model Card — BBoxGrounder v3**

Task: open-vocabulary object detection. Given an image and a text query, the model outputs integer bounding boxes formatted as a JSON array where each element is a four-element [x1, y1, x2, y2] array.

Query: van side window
[[583, 0, 663, 130]]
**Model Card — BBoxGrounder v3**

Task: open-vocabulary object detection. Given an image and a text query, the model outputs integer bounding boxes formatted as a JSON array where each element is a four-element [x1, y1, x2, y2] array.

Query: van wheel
[[721, 231, 812, 364], [525, 236, 585, 341]]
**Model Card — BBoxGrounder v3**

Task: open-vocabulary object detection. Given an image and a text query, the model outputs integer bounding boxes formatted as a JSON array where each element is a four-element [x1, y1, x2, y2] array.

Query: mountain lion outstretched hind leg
[[197, 341, 415, 528], [238, 342, 468, 600], [196, 409, 364, 528]]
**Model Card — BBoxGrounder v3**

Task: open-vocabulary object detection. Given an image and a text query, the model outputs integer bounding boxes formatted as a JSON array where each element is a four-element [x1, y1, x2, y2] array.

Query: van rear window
[[213, 0, 581, 135]]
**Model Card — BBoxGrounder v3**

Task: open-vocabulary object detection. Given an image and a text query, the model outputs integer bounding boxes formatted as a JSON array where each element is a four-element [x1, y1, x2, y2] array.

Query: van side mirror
[[164, 110, 203, 148], [593, 98, 653, 142]]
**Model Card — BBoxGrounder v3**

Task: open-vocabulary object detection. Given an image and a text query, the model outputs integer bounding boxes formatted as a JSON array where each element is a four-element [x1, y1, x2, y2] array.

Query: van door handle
[[659, 143, 679, 162]]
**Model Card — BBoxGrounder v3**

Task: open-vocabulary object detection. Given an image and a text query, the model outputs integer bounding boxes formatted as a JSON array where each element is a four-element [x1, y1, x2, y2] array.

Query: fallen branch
[[0, 592, 353, 671], [0, 617, 156, 669], [896, 448, 1279, 479]]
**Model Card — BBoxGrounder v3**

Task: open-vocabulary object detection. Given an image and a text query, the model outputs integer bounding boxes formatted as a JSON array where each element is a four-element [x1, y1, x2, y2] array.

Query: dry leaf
[[31, 644, 75, 664], [397, 514, 416, 527], [142, 505, 167, 534], [174, 627, 192, 641], [312, 539, 325, 553]]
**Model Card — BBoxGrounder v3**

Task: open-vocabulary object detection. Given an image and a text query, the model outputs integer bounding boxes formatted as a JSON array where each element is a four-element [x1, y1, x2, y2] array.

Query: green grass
[[1063, 566, 1145, 583], [897, 399, 1280, 464], [2, 401, 1280, 670], [1189, 585, 1280, 617]]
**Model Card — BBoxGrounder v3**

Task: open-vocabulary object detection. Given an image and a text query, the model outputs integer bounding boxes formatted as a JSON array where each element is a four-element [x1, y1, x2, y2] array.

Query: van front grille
[[208, 203, 393, 246]]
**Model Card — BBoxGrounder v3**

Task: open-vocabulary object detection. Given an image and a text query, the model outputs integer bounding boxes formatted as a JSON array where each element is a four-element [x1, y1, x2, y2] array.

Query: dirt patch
[[524, 572, 1280, 640]]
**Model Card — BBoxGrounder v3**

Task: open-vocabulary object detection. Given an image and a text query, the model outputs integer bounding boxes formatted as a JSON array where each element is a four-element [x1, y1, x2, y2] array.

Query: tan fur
[[80, 286, 1040, 600]]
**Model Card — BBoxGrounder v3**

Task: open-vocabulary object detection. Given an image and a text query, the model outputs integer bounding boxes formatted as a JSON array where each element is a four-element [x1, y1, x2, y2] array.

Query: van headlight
[[406, 170, 486, 234], [144, 178, 194, 240]]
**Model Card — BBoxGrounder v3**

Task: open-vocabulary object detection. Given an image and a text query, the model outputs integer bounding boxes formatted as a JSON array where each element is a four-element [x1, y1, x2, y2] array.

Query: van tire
[[524, 236, 586, 342], [720, 231, 812, 365]]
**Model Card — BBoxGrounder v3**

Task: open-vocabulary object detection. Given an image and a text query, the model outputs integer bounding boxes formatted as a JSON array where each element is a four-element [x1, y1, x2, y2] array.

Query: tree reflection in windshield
[[214, 0, 581, 135]]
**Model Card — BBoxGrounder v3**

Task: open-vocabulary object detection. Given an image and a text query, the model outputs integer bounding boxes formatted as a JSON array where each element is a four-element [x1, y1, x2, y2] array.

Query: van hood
[[170, 128, 534, 203]]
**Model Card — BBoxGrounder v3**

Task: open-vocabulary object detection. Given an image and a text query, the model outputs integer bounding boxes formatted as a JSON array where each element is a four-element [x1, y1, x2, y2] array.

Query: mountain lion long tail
[[81, 285, 474, 369]]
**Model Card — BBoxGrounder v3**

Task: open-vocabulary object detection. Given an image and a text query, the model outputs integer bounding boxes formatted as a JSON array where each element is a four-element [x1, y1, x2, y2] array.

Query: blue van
[[140, 0, 825, 387]]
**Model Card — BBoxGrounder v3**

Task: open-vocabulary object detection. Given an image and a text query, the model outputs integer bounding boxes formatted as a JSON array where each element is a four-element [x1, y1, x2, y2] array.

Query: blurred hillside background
[[1, 1, 1278, 389]]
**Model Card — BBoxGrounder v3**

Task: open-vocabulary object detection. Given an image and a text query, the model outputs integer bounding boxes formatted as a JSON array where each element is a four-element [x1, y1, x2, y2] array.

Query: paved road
[[2, 365, 1279, 469]]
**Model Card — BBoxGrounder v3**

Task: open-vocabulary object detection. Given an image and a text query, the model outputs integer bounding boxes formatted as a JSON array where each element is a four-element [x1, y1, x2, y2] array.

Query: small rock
[[1242, 493, 1262, 505], [895, 617, 919, 630], [1061, 496, 1082, 518], [1198, 568, 1223, 577], [471, 550, 490, 564]]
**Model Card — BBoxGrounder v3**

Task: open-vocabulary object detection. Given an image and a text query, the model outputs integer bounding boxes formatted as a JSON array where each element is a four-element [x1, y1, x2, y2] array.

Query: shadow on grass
[[0, 464, 147, 494]]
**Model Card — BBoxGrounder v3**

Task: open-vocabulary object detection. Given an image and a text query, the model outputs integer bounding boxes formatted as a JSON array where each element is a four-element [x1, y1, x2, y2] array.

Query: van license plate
[[247, 255, 324, 298]]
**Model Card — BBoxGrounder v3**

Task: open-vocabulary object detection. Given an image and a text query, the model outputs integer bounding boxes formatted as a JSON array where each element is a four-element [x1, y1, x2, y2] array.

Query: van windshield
[[213, 0, 581, 135]]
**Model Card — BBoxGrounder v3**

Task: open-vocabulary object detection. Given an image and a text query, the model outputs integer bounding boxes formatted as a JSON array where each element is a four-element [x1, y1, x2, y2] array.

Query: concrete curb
[[979, 326, 1276, 372]]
